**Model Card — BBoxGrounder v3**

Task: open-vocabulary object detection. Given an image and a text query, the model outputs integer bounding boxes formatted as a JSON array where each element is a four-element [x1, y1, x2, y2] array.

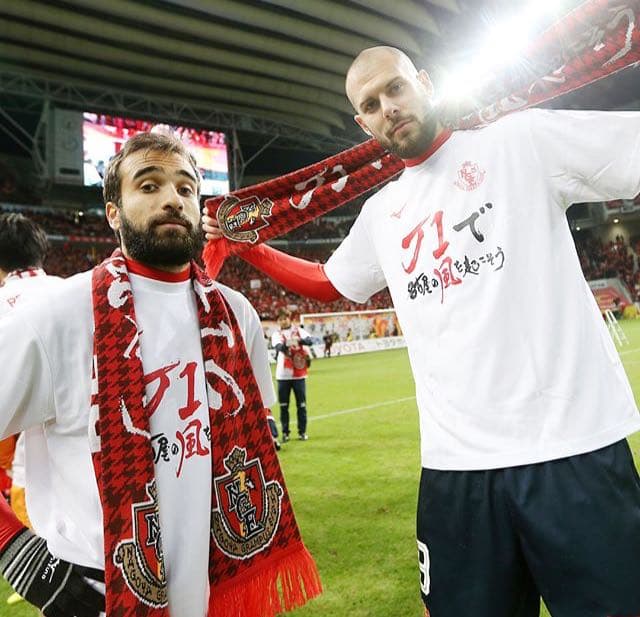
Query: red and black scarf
[[203, 0, 640, 279], [91, 250, 321, 617]]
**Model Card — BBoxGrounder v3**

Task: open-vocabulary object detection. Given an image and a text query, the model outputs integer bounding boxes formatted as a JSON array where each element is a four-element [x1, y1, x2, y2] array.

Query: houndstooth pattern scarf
[[91, 250, 321, 617]]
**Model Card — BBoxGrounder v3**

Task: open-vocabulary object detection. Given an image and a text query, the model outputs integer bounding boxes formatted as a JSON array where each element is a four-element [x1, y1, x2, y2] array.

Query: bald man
[[346, 46, 441, 160], [205, 47, 640, 617]]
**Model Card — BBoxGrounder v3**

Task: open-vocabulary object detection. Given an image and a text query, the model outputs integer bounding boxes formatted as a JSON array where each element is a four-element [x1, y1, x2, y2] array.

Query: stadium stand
[[3, 200, 640, 321], [574, 232, 640, 301], [0, 203, 391, 319], [218, 253, 393, 320]]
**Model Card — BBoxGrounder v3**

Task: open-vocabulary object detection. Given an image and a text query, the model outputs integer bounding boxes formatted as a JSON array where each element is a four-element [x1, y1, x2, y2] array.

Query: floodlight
[[437, 0, 568, 103]]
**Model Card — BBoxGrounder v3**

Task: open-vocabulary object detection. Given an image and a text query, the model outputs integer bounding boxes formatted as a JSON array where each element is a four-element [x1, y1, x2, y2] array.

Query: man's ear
[[354, 114, 372, 137], [105, 201, 121, 232], [417, 69, 434, 98]]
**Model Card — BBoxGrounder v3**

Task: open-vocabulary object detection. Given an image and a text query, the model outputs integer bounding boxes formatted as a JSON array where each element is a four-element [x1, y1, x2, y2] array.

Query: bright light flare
[[437, 1, 567, 104]]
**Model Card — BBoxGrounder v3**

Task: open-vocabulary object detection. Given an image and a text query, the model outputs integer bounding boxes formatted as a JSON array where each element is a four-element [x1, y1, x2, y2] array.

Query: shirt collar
[[402, 128, 453, 168], [4, 267, 46, 283], [125, 258, 191, 282]]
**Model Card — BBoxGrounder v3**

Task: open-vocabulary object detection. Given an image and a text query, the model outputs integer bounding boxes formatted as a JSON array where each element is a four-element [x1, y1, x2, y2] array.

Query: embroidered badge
[[113, 481, 168, 608], [217, 195, 274, 243], [454, 161, 486, 191], [212, 446, 283, 560]]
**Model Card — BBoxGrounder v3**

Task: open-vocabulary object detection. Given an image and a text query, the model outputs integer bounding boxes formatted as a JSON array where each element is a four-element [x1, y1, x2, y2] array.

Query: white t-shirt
[[325, 109, 640, 471], [271, 325, 312, 380], [0, 266, 275, 617], [0, 270, 63, 535], [0, 269, 63, 317]]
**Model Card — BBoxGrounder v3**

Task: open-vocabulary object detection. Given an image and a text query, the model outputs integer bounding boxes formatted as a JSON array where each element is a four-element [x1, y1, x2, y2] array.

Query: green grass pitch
[[3, 320, 640, 616]]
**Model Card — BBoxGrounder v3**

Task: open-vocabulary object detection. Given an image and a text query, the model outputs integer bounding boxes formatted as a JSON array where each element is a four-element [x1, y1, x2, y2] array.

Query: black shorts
[[416, 439, 640, 617]]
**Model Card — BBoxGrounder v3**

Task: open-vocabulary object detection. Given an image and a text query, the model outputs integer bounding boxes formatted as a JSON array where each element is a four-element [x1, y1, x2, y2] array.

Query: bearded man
[[0, 132, 320, 617]]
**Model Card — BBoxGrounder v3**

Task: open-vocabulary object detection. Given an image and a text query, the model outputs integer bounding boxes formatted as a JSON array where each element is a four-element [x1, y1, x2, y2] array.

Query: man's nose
[[161, 185, 184, 210], [381, 96, 400, 119]]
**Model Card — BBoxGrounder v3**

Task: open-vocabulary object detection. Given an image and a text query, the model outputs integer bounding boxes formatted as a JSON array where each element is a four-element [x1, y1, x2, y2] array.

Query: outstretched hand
[[202, 207, 224, 241]]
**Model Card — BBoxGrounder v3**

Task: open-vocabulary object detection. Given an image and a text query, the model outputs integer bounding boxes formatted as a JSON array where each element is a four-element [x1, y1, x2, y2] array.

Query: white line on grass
[[620, 347, 640, 356], [312, 396, 416, 421], [296, 346, 636, 429], [308, 346, 637, 424]]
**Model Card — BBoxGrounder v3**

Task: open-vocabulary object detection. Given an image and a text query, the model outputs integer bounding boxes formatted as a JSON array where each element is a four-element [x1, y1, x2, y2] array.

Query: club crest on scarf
[[290, 348, 308, 371], [217, 195, 274, 243], [212, 446, 283, 559], [114, 481, 168, 608]]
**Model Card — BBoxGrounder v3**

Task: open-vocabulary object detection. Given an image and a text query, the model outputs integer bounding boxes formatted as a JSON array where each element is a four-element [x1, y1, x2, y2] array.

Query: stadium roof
[[1, 0, 639, 171]]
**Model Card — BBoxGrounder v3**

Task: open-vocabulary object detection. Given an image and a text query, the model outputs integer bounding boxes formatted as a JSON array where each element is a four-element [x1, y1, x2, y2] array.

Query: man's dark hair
[[102, 131, 201, 207], [0, 213, 49, 272]]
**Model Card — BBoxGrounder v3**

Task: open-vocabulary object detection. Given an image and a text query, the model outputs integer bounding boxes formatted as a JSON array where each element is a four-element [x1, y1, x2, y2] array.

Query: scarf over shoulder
[[91, 250, 321, 616], [203, 0, 640, 278]]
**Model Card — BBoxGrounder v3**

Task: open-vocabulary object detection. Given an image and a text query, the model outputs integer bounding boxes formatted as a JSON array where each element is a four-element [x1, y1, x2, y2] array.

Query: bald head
[[344, 46, 441, 159], [346, 47, 418, 109]]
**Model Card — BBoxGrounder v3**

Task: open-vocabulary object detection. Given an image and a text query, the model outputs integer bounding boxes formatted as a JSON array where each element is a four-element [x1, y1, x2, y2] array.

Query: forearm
[[0, 497, 26, 553], [240, 244, 342, 302]]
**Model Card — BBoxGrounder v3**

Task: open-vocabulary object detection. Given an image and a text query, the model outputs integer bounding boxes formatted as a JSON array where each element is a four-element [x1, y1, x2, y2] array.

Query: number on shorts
[[417, 539, 430, 596]]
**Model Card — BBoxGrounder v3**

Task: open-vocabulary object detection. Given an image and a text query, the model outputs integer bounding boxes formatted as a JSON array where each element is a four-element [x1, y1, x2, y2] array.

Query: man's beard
[[383, 101, 440, 159], [119, 209, 203, 268]]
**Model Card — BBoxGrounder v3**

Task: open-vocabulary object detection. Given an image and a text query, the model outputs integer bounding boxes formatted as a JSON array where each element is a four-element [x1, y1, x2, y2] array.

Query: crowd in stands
[[575, 233, 640, 301], [18, 209, 111, 238], [217, 253, 392, 320], [281, 217, 353, 242], [45, 244, 113, 278], [0, 204, 391, 319], [14, 203, 640, 320]]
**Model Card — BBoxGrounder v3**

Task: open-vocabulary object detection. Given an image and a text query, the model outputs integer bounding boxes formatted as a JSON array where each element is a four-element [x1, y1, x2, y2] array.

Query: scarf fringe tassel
[[209, 545, 322, 617]]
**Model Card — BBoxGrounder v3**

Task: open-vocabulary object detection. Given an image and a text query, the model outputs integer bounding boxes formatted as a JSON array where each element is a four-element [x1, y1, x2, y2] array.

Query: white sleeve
[[0, 311, 55, 438], [324, 204, 387, 303], [299, 327, 312, 340], [217, 284, 277, 409], [526, 109, 640, 209], [244, 305, 277, 409]]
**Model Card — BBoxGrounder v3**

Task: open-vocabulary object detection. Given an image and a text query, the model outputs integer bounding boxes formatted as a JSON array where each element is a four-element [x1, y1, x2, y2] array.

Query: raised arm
[[241, 244, 341, 302], [203, 209, 341, 302]]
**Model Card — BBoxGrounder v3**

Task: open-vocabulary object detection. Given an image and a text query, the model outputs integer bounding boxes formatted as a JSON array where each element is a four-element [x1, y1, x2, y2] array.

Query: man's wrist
[[0, 528, 40, 586]]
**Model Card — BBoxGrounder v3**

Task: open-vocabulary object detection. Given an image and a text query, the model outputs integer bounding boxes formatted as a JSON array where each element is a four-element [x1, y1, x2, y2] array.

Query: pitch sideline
[[620, 346, 640, 356], [311, 396, 417, 422], [302, 345, 639, 424]]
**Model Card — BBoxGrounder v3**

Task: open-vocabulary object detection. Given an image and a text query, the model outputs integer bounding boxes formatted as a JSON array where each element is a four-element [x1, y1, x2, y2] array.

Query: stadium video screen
[[82, 113, 229, 196]]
